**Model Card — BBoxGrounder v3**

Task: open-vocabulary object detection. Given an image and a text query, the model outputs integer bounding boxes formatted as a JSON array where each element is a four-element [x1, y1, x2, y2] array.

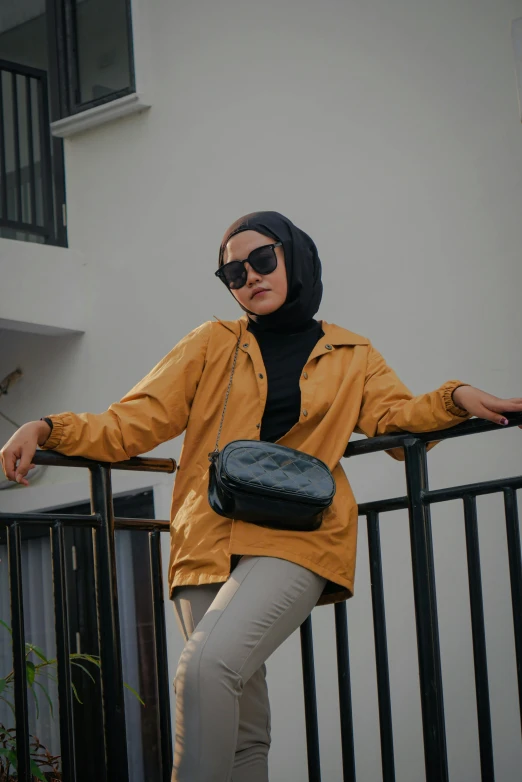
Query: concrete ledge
[[0, 238, 88, 335], [0, 318, 83, 336], [50, 93, 151, 138]]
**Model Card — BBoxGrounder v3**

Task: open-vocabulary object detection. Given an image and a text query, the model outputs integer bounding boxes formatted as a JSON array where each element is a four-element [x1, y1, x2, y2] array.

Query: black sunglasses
[[215, 242, 282, 290]]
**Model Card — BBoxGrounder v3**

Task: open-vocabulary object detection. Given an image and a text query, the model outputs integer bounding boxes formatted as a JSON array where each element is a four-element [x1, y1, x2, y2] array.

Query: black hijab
[[219, 211, 323, 333]]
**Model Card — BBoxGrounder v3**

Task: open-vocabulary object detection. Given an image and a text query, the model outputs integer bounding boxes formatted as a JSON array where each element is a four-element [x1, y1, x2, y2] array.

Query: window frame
[[50, 0, 136, 119]]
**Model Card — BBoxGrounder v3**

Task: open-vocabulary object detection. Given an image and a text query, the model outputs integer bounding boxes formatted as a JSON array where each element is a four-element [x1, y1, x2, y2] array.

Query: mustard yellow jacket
[[43, 317, 469, 606]]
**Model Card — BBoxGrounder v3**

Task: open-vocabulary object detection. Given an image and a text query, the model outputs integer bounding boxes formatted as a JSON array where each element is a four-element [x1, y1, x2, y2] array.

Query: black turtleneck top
[[247, 319, 324, 443]]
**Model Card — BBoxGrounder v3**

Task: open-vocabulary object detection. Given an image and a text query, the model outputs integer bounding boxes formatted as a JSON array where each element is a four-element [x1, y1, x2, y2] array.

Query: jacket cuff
[[40, 415, 67, 450], [442, 381, 471, 418]]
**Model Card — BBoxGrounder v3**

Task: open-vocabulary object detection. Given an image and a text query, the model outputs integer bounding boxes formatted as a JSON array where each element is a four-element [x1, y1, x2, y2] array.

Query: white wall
[[1, 0, 522, 779]]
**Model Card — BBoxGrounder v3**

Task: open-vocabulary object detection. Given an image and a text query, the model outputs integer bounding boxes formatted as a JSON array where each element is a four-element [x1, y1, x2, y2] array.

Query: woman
[[2, 211, 521, 782]]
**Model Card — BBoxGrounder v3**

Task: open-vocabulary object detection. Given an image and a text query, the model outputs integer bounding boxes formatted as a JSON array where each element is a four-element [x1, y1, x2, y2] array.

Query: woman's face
[[223, 230, 288, 315]]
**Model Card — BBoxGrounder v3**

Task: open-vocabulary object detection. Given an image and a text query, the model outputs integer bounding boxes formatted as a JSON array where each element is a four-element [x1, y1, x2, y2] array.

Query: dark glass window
[[73, 0, 134, 107]]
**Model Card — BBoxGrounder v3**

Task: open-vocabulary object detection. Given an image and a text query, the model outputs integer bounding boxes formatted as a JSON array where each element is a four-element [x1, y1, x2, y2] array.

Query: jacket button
[[302, 409, 308, 417], [243, 343, 249, 348], [325, 344, 333, 350], [258, 373, 264, 379], [303, 372, 308, 379], [256, 423, 261, 428]]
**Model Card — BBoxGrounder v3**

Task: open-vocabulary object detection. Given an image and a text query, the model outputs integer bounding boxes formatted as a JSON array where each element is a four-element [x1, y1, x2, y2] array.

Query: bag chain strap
[[209, 336, 241, 461]]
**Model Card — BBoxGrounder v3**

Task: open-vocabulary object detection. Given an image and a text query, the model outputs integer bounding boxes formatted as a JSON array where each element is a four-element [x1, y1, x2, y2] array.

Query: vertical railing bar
[[90, 465, 129, 782], [148, 530, 173, 781], [25, 75, 37, 227], [36, 72, 55, 240], [463, 496, 495, 780], [89, 524, 108, 782], [503, 488, 522, 731], [50, 521, 76, 782], [403, 437, 449, 782], [7, 522, 31, 781], [334, 601, 356, 782], [11, 71, 23, 223], [300, 615, 322, 782], [0, 71, 8, 218], [367, 511, 396, 782]]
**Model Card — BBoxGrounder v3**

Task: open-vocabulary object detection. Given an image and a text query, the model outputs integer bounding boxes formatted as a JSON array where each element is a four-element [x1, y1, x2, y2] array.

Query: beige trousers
[[171, 555, 326, 782]]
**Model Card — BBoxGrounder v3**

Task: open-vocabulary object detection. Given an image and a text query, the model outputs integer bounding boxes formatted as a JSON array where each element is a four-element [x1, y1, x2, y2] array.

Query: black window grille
[[0, 59, 64, 245]]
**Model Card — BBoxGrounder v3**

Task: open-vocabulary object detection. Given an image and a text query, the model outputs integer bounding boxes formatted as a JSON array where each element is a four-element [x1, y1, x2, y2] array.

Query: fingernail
[[501, 418, 509, 425]]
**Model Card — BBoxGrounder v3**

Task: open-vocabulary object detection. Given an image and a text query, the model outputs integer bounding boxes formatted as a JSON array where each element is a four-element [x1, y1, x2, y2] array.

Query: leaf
[[34, 660, 55, 673], [30, 759, 47, 781], [0, 748, 17, 768], [0, 724, 16, 736], [70, 661, 96, 684], [123, 682, 145, 706], [26, 661, 36, 686], [25, 644, 49, 664], [0, 696, 16, 720], [70, 653, 101, 667], [33, 681, 54, 719], [71, 681, 83, 705], [28, 683, 40, 719], [0, 679, 5, 696], [0, 620, 12, 637]]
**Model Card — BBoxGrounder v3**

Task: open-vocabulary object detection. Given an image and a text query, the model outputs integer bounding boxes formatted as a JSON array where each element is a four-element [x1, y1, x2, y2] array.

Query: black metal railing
[[0, 453, 175, 782], [1, 413, 521, 782], [0, 59, 64, 244]]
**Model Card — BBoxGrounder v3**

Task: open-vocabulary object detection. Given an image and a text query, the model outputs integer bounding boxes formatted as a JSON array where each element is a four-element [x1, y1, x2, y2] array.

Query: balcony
[[1, 415, 521, 781], [0, 59, 65, 247], [0, 66, 84, 337]]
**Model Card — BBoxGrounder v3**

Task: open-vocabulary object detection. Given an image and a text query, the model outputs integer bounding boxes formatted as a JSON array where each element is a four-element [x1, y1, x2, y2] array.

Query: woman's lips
[[252, 289, 269, 298]]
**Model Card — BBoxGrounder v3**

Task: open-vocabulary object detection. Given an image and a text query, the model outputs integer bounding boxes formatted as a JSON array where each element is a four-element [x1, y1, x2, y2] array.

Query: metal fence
[[1, 413, 521, 782], [0, 59, 60, 244]]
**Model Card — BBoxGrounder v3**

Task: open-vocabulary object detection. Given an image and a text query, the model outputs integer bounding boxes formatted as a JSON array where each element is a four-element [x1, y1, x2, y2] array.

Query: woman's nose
[[244, 262, 261, 286]]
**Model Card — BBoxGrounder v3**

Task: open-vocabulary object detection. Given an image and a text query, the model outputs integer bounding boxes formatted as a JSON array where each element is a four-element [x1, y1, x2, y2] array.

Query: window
[[0, 0, 66, 245], [0, 0, 137, 245], [55, 0, 136, 117]]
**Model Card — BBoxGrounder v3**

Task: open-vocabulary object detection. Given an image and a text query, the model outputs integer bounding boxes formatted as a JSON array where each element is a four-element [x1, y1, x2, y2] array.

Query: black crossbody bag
[[208, 336, 336, 531]]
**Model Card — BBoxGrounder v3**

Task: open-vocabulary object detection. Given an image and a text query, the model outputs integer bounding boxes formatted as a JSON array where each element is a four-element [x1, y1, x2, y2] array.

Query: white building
[[1, 1, 522, 780]]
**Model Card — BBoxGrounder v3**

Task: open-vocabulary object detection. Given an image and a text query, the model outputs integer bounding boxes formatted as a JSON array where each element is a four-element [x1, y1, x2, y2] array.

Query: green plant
[[0, 726, 60, 781], [0, 619, 144, 780]]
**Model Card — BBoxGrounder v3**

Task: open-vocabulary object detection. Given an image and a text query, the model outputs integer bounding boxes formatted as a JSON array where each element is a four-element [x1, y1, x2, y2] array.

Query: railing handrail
[[345, 411, 522, 457], [0, 58, 47, 82], [21, 411, 522, 469], [29, 450, 177, 472]]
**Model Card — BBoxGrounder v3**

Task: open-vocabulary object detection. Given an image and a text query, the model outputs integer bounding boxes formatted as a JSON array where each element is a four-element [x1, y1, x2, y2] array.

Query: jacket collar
[[213, 315, 369, 352], [319, 320, 369, 347]]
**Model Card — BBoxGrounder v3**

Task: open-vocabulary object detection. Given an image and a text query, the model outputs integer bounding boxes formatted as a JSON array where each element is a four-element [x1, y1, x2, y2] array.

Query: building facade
[[1, 1, 522, 780]]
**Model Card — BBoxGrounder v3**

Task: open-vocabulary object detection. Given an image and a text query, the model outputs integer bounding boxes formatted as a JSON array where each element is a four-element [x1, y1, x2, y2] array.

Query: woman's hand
[[0, 420, 52, 486], [452, 386, 522, 428]]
